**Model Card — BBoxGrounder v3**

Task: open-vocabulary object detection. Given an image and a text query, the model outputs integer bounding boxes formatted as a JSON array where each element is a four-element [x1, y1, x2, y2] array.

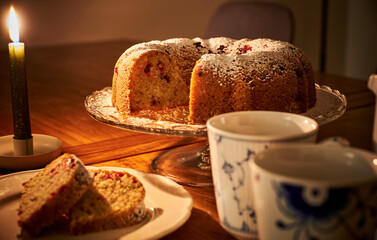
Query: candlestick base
[[13, 137, 33, 156], [0, 134, 62, 170]]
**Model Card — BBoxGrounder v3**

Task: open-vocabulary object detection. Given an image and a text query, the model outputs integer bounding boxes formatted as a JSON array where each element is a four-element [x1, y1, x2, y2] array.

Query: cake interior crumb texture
[[69, 169, 146, 235]]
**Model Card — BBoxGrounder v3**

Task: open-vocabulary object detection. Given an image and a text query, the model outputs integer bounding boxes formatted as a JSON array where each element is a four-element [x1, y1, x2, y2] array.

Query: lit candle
[[8, 6, 33, 155]]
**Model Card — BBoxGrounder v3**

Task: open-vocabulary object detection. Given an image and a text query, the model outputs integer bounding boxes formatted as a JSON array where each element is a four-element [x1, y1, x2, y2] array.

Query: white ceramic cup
[[251, 145, 377, 240], [206, 111, 319, 239]]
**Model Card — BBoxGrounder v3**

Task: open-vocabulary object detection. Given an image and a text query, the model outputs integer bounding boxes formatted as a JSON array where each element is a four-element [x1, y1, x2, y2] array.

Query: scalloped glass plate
[[85, 84, 347, 137]]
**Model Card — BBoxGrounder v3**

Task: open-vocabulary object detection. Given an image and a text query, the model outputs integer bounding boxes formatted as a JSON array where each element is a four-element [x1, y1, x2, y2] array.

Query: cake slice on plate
[[18, 153, 93, 236], [68, 169, 147, 235]]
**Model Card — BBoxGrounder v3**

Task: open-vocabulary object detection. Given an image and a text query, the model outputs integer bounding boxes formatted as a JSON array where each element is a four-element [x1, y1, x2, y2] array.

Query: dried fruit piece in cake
[[68, 169, 146, 235], [18, 153, 93, 236]]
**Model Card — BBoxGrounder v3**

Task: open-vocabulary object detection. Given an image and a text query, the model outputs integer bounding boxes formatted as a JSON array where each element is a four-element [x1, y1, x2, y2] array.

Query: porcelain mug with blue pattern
[[251, 145, 377, 240], [206, 111, 319, 239]]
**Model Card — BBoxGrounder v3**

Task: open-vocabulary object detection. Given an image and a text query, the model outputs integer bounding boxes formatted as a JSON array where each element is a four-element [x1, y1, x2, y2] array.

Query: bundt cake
[[68, 169, 146, 235], [18, 153, 93, 236], [111, 37, 316, 124]]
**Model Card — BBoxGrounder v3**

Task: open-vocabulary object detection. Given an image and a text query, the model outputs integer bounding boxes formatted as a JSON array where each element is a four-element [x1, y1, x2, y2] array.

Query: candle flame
[[8, 6, 20, 43]]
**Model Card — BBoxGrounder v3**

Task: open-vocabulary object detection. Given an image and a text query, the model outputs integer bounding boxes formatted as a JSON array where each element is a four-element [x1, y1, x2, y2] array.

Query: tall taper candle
[[8, 6, 33, 155], [9, 42, 32, 140]]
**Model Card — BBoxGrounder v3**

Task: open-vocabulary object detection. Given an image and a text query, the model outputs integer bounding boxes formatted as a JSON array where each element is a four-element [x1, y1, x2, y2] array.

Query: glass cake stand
[[85, 84, 347, 186]]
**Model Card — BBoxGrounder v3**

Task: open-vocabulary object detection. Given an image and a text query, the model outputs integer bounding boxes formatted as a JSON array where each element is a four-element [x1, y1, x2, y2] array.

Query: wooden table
[[0, 40, 375, 239]]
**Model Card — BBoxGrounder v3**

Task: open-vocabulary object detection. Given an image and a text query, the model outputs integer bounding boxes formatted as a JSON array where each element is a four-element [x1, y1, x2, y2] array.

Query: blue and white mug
[[207, 111, 318, 239], [251, 145, 377, 240]]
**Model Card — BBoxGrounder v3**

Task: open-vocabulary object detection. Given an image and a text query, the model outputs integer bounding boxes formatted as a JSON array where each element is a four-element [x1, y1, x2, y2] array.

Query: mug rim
[[251, 145, 377, 188], [206, 111, 318, 141]]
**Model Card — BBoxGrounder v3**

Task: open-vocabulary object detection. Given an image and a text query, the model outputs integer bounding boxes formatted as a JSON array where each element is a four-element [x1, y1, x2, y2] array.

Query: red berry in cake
[[50, 191, 57, 199], [245, 45, 252, 51], [163, 75, 170, 83], [65, 157, 76, 169], [112, 171, 125, 179], [217, 45, 227, 53], [194, 42, 204, 48], [104, 171, 125, 180], [237, 45, 253, 54], [58, 185, 66, 193], [144, 64, 151, 75]]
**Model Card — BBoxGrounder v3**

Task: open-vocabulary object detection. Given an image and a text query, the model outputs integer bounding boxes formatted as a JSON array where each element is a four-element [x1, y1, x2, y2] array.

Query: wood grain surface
[[0, 40, 375, 239]]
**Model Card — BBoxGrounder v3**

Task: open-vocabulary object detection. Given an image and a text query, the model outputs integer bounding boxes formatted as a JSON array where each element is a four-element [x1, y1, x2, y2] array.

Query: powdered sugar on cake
[[112, 37, 316, 124]]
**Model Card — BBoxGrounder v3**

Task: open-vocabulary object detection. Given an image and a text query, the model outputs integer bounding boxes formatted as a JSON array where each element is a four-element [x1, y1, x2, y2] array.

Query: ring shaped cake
[[111, 37, 316, 124]]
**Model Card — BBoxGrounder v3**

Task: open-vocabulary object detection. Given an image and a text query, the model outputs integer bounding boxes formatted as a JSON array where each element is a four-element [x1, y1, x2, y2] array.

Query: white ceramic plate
[[0, 167, 193, 240]]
